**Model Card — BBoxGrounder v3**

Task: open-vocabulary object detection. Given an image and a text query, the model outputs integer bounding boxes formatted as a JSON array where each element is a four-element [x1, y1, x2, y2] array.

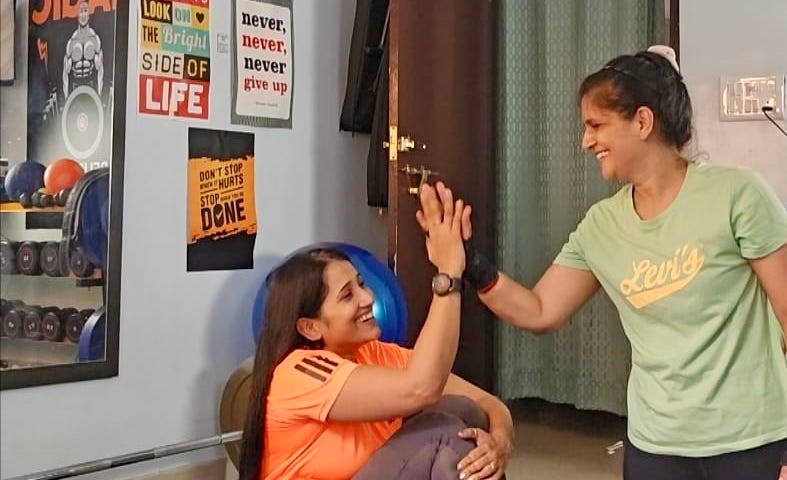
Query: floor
[[504, 398, 627, 479]]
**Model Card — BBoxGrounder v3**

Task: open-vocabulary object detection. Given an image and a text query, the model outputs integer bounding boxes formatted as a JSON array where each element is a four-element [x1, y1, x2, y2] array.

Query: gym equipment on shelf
[[59, 168, 109, 277], [64, 309, 94, 344], [43, 158, 85, 196], [78, 306, 106, 361], [0, 240, 19, 274], [39, 241, 64, 277], [3, 161, 46, 201], [22, 306, 60, 341], [15, 241, 42, 276], [41, 307, 78, 342]]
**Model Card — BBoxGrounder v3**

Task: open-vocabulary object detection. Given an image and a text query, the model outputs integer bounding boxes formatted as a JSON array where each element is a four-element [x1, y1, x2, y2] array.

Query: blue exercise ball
[[4, 161, 46, 200], [252, 242, 408, 345]]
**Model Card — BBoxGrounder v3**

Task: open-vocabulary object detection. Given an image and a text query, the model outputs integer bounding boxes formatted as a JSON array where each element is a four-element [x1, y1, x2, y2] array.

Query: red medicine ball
[[44, 158, 85, 194]]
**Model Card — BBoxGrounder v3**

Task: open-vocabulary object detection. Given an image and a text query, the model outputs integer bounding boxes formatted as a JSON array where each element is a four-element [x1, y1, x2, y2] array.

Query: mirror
[[0, 0, 127, 389]]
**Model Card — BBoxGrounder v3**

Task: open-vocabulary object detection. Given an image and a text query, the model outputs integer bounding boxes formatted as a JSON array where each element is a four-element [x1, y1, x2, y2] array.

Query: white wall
[[0, 1, 385, 478], [681, 0, 787, 202]]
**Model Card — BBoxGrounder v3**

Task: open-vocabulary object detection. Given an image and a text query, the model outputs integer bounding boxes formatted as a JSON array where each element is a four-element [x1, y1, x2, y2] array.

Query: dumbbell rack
[[0, 202, 104, 370]]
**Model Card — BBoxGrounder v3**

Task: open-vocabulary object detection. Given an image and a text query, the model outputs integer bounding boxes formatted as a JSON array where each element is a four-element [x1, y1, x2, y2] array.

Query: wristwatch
[[431, 273, 462, 296]]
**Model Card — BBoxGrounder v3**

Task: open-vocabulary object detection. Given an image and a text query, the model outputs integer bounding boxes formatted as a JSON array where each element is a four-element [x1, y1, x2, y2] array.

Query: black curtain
[[340, 0, 389, 208]]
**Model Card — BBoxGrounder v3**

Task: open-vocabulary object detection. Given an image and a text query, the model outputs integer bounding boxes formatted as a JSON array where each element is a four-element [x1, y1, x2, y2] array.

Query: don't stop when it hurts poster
[[187, 128, 257, 271]]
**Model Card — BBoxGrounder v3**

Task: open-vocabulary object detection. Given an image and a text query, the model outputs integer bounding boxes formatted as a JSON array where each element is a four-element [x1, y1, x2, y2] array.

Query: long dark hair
[[238, 247, 350, 480], [579, 50, 693, 150]]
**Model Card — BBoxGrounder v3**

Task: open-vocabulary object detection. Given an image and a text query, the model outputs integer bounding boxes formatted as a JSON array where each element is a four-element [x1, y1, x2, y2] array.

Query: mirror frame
[[0, 1, 127, 390]]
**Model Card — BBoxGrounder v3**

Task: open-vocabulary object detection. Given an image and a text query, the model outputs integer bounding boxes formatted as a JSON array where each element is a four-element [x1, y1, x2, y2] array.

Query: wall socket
[[719, 74, 785, 121]]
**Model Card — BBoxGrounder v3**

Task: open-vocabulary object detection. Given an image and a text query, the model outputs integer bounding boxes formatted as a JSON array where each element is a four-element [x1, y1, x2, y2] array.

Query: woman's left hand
[[456, 427, 512, 480]]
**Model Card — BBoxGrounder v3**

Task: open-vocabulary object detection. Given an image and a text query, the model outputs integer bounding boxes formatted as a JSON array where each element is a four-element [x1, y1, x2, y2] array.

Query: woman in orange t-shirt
[[238, 183, 513, 480]]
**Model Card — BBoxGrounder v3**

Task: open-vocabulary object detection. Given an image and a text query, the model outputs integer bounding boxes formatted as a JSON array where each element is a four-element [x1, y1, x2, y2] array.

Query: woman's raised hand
[[416, 182, 468, 278]]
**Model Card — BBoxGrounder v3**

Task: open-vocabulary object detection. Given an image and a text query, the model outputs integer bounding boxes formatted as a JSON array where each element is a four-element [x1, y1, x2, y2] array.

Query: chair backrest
[[219, 356, 255, 469]]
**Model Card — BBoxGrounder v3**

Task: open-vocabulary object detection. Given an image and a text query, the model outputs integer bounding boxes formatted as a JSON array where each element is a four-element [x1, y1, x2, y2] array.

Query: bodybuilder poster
[[27, 0, 115, 169]]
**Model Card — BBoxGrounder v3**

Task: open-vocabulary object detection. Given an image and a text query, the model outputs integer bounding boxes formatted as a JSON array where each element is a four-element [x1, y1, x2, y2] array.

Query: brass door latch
[[400, 164, 438, 196], [383, 127, 427, 161]]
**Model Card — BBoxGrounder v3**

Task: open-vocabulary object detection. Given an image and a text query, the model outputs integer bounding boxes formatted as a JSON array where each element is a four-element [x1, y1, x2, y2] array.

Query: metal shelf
[[1, 202, 64, 229], [0, 337, 79, 369]]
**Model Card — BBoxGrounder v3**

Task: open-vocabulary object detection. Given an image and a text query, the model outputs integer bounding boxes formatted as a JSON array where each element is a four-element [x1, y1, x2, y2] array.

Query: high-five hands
[[417, 182, 473, 243], [415, 182, 469, 278]]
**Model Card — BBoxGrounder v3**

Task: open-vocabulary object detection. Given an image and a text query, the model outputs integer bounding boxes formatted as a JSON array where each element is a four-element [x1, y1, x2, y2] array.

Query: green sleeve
[[554, 209, 593, 271], [730, 168, 787, 259]]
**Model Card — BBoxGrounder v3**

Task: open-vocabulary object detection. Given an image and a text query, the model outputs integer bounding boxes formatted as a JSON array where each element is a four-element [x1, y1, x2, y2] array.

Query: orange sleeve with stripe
[[356, 340, 413, 368], [267, 350, 360, 423]]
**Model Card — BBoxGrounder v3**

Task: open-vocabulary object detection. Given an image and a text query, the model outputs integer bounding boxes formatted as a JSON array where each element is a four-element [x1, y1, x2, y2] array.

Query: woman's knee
[[426, 394, 489, 430], [353, 411, 474, 479]]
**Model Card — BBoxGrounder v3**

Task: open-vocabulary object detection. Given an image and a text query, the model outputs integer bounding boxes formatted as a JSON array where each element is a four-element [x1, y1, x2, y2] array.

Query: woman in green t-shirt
[[419, 45, 787, 480]]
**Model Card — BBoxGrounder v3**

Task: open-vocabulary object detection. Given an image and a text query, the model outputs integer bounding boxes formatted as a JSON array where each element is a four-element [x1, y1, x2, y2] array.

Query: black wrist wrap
[[463, 241, 499, 293]]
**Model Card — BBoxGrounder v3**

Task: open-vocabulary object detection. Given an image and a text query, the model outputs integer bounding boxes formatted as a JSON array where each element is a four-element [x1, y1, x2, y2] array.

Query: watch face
[[432, 273, 459, 295], [432, 274, 451, 295]]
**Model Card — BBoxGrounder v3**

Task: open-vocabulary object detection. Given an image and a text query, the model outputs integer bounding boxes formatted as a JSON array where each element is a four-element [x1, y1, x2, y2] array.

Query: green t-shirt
[[555, 161, 787, 456]]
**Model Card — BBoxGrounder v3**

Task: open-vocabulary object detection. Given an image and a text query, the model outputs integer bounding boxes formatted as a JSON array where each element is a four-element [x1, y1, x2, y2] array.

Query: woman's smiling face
[[309, 260, 380, 357]]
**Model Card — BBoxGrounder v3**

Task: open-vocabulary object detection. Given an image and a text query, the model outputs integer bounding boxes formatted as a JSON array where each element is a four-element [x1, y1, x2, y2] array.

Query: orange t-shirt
[[261, 340, 413, 480]]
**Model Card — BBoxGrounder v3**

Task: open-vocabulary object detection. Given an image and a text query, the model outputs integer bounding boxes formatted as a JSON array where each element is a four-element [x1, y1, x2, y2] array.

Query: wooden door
[[386, 0, 497, 390]]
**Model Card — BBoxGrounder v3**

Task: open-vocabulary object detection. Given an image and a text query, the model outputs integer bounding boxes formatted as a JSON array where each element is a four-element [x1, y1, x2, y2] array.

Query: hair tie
[[647, 45, 680, 73]]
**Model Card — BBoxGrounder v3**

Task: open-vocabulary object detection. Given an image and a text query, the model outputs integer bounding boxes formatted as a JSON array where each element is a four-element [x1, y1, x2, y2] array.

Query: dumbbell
[[55, 187, 71, 207], [16, 241, 43, 275], [0, 299, 25, 336], [29, 189, 54, 208], [41, 307, 78, 342], [41, 193, 55, 207], [18, 192, 32, 208], [39, 241, 64, 277], [23, 306, 60, 340], [1, 240, 19, 274], [65, 308, 95, 343], [69, 247, 95, 278], [3, 305, 41, 338]]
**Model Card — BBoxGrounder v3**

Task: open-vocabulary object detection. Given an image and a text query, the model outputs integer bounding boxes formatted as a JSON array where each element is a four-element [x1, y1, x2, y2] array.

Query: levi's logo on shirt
[[618, 244, 705, 309]]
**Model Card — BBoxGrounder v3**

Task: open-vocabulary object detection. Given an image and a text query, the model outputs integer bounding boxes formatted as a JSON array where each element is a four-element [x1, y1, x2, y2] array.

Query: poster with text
[[138, 0, 211, 120], [27, 0, 116, 170], [187, 128, 256, 271], [231, 0, 292, 128]]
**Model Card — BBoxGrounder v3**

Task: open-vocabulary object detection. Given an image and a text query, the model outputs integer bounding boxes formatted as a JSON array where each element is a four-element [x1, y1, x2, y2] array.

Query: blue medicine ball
[[252, 242, 408, 345], [4, 161, 46, 200]]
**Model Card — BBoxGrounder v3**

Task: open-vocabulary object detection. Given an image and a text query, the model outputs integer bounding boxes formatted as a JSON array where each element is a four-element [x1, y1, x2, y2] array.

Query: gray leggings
[[352, 395, 494, 480]]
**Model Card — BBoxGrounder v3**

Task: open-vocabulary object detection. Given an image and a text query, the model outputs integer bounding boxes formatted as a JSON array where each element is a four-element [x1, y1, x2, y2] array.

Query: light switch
[[720, 74, 785, 121]]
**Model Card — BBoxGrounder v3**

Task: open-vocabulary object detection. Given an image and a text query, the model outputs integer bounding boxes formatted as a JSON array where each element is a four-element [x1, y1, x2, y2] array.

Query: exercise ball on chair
[[251, 242, 408, 346]]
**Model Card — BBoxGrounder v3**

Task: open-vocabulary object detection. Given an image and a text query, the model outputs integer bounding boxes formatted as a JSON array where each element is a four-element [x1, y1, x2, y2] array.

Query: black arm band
[[463, 241, 499, 293]]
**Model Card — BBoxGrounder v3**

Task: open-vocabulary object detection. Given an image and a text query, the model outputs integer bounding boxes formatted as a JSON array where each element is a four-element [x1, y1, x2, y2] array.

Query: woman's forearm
[[406, 293, 463, 403], [479, 274, 553, 333], [479, 266, 600, 334]]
